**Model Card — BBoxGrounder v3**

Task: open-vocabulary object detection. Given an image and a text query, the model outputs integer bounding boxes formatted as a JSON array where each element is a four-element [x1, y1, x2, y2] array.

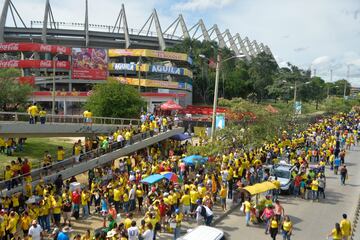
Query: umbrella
[[160, 100, 183, 111], [141, 174, 165, 185], [170, 133, 192, 141], [182, 155, 208, 166], [160, 172, 179, 182]]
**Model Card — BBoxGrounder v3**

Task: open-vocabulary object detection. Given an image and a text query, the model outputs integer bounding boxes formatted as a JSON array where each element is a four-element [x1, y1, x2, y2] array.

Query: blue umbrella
[[182, 155, 208, 166], [141, 174, 165, 185]]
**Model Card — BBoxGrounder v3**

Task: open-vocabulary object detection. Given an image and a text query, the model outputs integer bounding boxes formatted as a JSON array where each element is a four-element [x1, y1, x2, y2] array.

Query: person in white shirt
[[204, 205, 214, 226], [128, 221, 139, 240], [195, 200, 204, 225], [28, 220, 43, 240], [142, 223, 154, 240]]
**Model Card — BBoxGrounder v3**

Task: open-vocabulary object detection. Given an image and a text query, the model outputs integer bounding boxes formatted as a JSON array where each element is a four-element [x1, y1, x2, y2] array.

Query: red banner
[[0, 60, 70, 69], [72, 48, 108, 80], [71, 69, 107, 80], [18, 76, 35, 85], [0, 42, 71, 55]]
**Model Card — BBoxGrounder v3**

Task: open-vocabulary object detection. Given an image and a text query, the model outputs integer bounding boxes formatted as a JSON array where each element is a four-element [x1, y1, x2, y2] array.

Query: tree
[[248, 52, 278, 102], [0, 68, 33, 111], [85, 80, 145, 118], [302, 77, 327, 109]]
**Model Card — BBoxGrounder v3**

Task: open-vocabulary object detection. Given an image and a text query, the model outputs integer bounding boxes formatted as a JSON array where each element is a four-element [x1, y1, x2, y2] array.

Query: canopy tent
[[242, 181, 278, 195], [170, 133, 192, 141], [182, 155, 208, 166], [160, 100, 183, 111], [140, 174, 165, 185]]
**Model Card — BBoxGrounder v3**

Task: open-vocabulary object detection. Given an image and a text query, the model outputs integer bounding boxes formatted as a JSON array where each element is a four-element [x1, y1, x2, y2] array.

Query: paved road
[[216, 146, 360, 240]]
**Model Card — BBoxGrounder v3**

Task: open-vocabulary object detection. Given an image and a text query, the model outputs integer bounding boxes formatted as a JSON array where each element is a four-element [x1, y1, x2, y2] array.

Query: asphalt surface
[[216, 146, 360, 240]]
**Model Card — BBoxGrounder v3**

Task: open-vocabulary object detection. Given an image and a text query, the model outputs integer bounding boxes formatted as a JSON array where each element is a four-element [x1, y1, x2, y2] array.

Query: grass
[[0, 137, 76, 169]]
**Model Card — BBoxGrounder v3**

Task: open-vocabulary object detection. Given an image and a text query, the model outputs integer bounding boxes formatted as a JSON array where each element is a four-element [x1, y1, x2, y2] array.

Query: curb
[[213, 201, 242, 226], [351, 193, 360, 240]]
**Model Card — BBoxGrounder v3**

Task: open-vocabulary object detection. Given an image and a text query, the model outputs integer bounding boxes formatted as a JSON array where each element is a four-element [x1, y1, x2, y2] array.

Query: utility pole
[[211, 53, 221, 141]]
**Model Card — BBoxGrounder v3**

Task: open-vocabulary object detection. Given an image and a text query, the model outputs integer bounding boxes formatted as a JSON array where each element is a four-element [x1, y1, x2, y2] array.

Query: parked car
[[178, 225, 225, 240], [269, 162, 298, 193]]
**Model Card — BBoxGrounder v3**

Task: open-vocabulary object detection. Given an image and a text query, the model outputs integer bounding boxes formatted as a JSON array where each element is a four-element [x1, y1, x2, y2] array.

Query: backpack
[[200, 206, 207, 217]]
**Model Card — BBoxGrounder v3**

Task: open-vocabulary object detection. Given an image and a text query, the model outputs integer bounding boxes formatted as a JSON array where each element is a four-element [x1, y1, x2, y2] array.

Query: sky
[[1, 0, 360, 86]]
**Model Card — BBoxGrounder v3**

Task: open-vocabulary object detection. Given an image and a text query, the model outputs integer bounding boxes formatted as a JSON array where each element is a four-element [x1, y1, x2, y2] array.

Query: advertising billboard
[[108, 62, 193, 78], [0, 42, 71, 55], [108, 49, 192, 64], [0, 60, 70, 69], [72, 48, 108, 80], [216, 114, 226, 129]]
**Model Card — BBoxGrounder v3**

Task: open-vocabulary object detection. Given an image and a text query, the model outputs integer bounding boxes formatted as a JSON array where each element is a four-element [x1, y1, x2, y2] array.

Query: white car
[[269, 163, 298, 193], [178, 226, 225, 240]]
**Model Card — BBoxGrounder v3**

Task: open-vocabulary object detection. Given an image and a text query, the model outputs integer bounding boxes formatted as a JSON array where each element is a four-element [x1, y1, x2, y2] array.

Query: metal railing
[[0, 129, 166, 192], [0, 111, 140, 126]]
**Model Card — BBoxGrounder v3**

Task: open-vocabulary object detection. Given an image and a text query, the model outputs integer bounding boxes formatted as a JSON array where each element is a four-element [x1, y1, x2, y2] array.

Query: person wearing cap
[[172, 209, 183, 240], [106, 229, 117, 239], [28, 220, 43, 240]]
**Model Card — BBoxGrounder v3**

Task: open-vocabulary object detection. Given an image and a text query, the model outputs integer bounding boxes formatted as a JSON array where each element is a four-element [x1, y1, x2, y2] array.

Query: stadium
[[0, 0, 274, 114]]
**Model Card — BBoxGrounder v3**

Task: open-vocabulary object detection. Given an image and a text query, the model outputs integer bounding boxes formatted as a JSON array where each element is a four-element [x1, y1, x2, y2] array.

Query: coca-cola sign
[[0, 60, 19, 68], [0, 42, 71, 55], [0, 43, 19, 51], [0, 60, 70, 69]]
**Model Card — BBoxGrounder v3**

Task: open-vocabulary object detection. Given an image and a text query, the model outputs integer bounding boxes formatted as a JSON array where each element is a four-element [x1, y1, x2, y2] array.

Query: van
[[178, 225, 225, 240]]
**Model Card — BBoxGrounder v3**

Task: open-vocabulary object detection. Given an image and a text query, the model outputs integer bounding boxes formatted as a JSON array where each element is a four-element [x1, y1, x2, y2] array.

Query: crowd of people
[[0, 111, 359, 240]]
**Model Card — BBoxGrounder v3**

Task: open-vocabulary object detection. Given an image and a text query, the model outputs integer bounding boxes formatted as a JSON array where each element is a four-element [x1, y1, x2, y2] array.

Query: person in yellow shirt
[[4, 165, 13, 190], [311, 179, 319, 201], [180, 190, 191, 218], [11, 193, 20, 212], [52, 195, 63, 227], [21, 211, 32, 235], [172, 209, 183, 239], [268, 216, 279, 240], [57, 146, 65, 161], [282, 215, 293, 239], [81, 190, 90, 219], [328, 223, 342, 240], [39, 108, 47, 124], [136, 185, 144, 212], [27, 104, 39, 124], [243, 198, 252, 226], [83, 110, 93, 125], [340, 213, 351, 240], [219, 184, 227, 211], [190, 188, 199, 214], [6, 211, 18, 239]]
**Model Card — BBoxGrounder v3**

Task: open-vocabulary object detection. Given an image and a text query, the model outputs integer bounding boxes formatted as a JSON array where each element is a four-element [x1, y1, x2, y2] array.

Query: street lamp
[[52, 52, 63, 117], [199, 53, 246, 141]]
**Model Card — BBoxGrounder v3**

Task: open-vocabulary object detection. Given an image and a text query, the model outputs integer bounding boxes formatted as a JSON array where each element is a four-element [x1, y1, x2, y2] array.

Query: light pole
[[52, 52, 63, 117], [137, 56, 142, 93], [199, 53, 245, 140]]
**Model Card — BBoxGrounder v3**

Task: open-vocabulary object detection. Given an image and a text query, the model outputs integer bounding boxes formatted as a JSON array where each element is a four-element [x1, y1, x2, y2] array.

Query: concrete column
[[63, 100, 67, 115]]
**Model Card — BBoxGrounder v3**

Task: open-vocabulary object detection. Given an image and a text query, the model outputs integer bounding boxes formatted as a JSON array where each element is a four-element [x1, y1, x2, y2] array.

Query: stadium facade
[[0, 0, 274, 114]]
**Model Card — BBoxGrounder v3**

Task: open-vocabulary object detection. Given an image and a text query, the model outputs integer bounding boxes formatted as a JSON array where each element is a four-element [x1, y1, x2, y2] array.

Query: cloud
[[294, 47, 308, 52], [312, 56, 332, 66], [173, 0, 234, 11]]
